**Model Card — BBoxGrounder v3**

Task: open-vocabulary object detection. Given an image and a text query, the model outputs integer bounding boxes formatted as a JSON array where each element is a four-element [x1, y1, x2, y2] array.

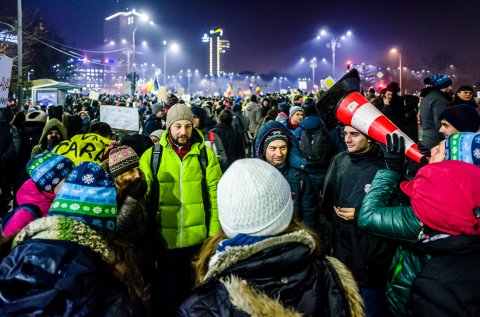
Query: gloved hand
[[384, 133, 406, 174], [128, 179, 148, 200]]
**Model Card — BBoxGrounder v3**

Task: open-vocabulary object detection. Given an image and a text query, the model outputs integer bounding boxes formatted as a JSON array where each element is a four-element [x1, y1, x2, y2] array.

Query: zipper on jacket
[[178, 153, 184, 248]]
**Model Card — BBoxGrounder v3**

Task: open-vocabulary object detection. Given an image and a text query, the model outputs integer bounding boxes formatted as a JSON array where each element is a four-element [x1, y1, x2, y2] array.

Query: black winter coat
[[179, 230, 363, 317], [0, 239, 136, 316], [322, 144, 397, 288], [408, 235, 480, 317], [214, 122, 245, 168]]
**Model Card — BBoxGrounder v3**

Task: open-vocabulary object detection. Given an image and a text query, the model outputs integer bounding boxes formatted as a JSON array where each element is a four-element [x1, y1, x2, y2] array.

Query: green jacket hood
[[38, 118, 67, 145]]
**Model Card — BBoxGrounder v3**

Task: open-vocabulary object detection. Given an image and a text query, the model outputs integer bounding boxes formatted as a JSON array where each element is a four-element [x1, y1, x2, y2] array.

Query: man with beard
[[139, 104, 222, 316], [420, 74, 453, 149], [30, 118, 67, 158]]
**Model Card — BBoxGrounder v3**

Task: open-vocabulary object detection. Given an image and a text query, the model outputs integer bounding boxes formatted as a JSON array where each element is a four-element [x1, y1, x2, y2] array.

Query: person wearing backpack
[[321, 125, 397, 317], [191, 106, 228, 172], [293, 98, 335, 203], [3, 152, 75, 237], [256, 121, 318, 229], [139, 104, 222, 316]]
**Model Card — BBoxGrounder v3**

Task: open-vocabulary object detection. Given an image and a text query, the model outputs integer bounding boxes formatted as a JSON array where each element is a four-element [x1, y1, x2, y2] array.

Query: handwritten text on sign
[[100, 105, 139, 131], [0, 55, 13, 108]]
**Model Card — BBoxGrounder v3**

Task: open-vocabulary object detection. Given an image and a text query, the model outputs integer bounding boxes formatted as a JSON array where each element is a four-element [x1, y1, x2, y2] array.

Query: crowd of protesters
[[0, 72, 479, 316]]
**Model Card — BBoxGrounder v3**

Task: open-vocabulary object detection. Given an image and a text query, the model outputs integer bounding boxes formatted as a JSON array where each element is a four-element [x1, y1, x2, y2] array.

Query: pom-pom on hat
[[445, 132, 480, 166], [27, 152, 75, 193], [49, 162, 117, 231], [439, 105, 480, 133], [166, 104, 194, 130], [108, 145, 139, 178], [217, 158, 293, 238], [400, 160, 480, 235]]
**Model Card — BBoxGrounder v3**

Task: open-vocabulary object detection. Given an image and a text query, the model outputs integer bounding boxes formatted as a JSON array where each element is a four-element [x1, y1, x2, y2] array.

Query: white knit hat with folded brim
[[217, 158, 293, 238]]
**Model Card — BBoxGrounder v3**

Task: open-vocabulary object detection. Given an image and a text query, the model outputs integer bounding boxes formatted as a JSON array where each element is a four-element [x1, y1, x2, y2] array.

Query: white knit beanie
[[217, 158, 293, 238]]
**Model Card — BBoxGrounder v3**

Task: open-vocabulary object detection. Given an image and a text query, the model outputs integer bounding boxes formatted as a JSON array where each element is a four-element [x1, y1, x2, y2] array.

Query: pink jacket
[[3, 179, 56, 236]]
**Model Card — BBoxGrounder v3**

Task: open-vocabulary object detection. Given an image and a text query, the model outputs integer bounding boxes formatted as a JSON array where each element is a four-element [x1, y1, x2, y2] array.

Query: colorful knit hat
[[108, 145, 139, 178], [26, 152, 75, 193], [49, 162, 117, 231], [445, 132, 480, 166]]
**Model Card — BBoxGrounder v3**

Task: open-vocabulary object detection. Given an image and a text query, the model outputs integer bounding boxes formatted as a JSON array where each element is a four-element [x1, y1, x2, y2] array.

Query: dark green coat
[[357, 169, 429, 317]]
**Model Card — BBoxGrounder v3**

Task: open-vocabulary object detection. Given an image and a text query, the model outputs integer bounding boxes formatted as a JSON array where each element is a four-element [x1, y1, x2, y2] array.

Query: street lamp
[[310, 58, 317, 89], [163, 41, 179, 86], [390, 48, 402, 92], [318, 29, 352, 79], [187, 69, 192, 93]]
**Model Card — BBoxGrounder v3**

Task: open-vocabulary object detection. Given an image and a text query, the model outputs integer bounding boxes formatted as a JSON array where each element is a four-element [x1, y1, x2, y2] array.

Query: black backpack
[[298, 122, 333, 164]]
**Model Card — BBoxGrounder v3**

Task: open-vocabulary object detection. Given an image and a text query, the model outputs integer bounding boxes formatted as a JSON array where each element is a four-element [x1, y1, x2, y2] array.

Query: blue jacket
[[256, 121, 318, 228]]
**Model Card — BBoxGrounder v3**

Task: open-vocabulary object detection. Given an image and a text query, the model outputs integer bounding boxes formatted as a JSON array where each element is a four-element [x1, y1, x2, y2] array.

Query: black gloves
[[384, 133, 406, 174], [128, 179, 148, 200]]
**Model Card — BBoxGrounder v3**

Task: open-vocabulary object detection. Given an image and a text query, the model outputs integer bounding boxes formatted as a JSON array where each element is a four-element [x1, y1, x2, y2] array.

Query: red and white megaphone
[[337, 91, 423, 163], [316, 69, 423, 163]]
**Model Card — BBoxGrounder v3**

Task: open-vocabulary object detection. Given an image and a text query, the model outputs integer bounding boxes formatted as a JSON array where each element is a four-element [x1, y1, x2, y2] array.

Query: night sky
[[16, 0, 480, 84]]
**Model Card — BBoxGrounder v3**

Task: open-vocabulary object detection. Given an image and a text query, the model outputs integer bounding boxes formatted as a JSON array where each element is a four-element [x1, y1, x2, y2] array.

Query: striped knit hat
[[445, 132, 480, 166], [108, 145, 139, 178], [26, 152, 75, 193], [49, 162, 117, 231]]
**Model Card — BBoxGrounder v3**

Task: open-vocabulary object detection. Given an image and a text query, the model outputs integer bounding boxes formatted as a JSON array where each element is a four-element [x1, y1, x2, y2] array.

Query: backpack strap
[[197, 146, 211, 235], [149, 144, 163, 220]]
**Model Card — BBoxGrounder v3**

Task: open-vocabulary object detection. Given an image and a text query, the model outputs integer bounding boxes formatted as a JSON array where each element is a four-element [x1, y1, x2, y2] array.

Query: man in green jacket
[[139, 103, 222, 316]]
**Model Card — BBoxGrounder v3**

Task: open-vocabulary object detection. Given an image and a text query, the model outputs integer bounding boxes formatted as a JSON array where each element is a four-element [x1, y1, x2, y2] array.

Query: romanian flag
[[146, 79, 154, 92], [255, 86, 261, 94]]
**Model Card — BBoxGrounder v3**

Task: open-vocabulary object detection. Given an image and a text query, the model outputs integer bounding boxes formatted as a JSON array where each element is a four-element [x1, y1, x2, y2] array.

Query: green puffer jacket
[[139, 128, 222, 249], [357, 169, 429, 317]]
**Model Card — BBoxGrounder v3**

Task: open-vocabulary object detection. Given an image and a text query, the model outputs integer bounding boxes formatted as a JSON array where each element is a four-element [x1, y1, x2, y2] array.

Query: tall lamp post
[[310, 57, 317, 89], [162, 41, 179, 87], [318, 29, 352, 80], [390, 48, 402, 92], [187, 69, 192, 93]]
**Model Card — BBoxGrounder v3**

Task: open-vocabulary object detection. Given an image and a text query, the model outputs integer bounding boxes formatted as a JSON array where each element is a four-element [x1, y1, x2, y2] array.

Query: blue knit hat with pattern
[[445, 132, 480, 167], [27, 152, 75, 193], [49, 162, 117, 231], [430, 74, 452, 89]]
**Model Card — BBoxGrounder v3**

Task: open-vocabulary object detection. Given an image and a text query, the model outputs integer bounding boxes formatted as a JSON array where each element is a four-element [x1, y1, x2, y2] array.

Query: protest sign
[[100, 105, 139, 132], [0, 55, 13, 108]]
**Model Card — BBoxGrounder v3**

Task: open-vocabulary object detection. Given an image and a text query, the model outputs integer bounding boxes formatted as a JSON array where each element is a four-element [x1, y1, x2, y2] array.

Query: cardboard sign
[[88, 91, 100, 101], [0, 55, 13, 108], [100, 105, 139, 132], [157, 86, 167, 103]]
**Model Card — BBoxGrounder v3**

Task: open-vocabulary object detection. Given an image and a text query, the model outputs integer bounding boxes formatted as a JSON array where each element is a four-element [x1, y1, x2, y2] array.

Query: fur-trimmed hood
[[196, 230, 364, 317]]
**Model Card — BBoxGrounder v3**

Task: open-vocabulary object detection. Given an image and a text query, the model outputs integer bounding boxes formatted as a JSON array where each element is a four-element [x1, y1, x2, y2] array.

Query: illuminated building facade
[[202, 28, 230, 76]]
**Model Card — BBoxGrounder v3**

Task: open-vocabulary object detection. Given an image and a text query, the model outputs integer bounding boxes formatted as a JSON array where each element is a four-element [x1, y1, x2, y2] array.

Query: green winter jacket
[[139, 128, 222, 249], [357, 169, 428, 317]]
